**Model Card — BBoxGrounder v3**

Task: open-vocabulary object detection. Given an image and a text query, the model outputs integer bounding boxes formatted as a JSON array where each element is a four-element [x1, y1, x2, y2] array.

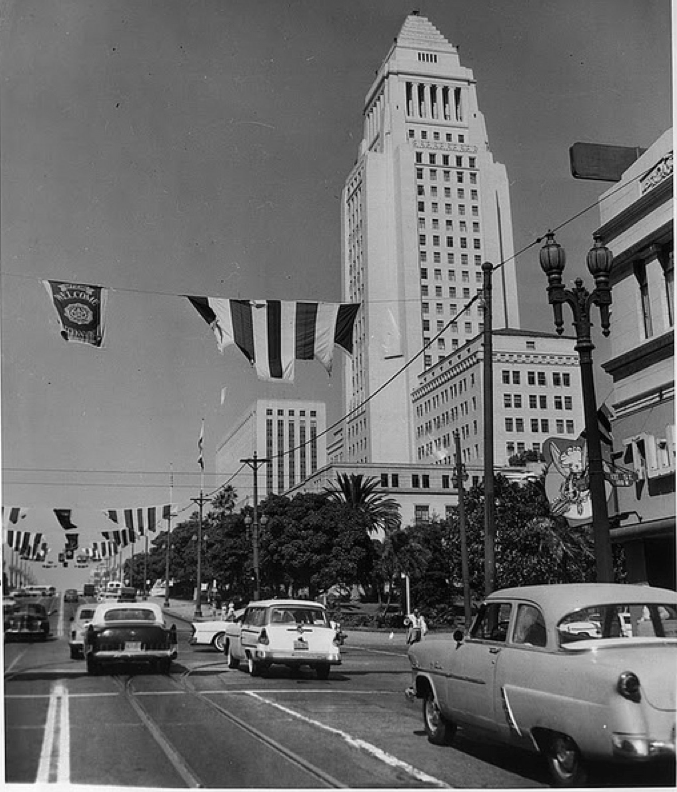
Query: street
[[3, 598, 674, 788]]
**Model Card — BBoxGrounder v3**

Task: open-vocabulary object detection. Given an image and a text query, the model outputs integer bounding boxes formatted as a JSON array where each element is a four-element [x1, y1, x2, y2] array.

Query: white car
[[190, 609, 243, 652], [223, 599, 342, 679], [68, 603, 97, 659]]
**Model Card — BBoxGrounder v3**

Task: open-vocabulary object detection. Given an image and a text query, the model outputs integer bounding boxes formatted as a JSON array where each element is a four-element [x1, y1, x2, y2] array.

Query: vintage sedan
[[4, 602, 50, 641], [83, 602, 178, 675], [223, 599, 342, 679], [190, 609, 244, 651], [68, 603, 97, 659], [406, 583, 676, 786]]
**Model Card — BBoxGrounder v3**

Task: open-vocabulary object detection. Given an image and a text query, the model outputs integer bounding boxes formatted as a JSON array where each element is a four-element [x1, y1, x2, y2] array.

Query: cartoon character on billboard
[[543, 438, 594, 523], [543, 434, 637, 526]]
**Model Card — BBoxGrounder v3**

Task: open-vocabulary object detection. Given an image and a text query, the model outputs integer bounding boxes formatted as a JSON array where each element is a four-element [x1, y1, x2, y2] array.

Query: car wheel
[[247, 654, 261, 677], [212, 632, 226, 652], [316, 664, 330, 680], [86, 656, 99, 676], [422, 688, 456, 746], [225, 644, 239, 669], [546, 732, 587, 787]]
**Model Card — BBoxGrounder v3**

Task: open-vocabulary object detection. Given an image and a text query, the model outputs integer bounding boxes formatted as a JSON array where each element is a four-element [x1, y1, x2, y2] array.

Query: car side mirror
[[452, 629, 465, 644]]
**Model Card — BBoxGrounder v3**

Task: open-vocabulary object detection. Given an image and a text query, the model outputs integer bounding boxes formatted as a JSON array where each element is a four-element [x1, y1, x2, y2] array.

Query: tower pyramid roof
[[395, 13, 457, 54]]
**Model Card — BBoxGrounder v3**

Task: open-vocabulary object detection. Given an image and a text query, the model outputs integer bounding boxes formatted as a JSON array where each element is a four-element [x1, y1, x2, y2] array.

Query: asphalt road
[[4, 596, 675, 789]]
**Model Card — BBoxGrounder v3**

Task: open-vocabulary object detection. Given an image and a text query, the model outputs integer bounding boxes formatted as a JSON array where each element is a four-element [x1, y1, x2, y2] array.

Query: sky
[[1, 0, 673, 549]]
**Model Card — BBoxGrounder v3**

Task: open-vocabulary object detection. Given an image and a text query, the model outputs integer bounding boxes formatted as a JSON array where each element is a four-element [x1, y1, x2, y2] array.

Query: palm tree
[[211, 485, 237, 514], [323, 473, 401, 536]]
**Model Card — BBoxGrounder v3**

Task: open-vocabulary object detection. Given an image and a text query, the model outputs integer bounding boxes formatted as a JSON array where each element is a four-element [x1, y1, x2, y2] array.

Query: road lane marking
[[36, 682, 70, 784], [247, 691, 448, 788], [4, 649, 27, 675]]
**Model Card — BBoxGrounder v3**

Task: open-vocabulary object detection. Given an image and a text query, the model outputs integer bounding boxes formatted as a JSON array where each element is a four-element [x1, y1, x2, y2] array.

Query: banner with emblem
[[43, 280, 108, 347]]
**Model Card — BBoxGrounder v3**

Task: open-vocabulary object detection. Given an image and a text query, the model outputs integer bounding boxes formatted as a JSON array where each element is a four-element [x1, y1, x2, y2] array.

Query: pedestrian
[[404, 608, 428, 645], [213, 592, 222, 618], [224, 601, 236, 621]]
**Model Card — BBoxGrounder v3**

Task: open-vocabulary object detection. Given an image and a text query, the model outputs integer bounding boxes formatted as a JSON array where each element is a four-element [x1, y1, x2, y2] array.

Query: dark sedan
[[84, 602, 178, 675], [64, 589, 79, 603], [4, 602, 50, 641]]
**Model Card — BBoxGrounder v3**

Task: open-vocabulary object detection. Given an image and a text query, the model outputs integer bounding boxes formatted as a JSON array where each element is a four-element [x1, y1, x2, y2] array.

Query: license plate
[[125, 642, 142, 651], [293, 639, 308, 650]]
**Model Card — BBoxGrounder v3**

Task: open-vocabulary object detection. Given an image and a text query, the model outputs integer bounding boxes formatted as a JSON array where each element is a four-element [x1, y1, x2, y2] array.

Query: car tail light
[[617, 671, 641, 702], [258, 628, 269, 646]]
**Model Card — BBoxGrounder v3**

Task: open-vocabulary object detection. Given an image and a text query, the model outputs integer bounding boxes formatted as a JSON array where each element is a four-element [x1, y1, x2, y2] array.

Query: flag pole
[[164, 465, 173, 609]]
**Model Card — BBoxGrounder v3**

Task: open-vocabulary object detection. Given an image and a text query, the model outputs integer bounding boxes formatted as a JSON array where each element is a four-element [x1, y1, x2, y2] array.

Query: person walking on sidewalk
[[404, 608, 428, 645]]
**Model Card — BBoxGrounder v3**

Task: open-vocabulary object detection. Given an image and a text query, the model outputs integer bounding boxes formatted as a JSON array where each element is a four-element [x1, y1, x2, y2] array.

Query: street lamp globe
[[539, 230, 566, 278], [586, 234, 614, 282]]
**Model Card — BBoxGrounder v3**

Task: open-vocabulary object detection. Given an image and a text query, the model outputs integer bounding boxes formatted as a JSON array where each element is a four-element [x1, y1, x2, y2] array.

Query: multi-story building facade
[[342, 13, 519, 465], [215, 399, 327, 505], [412, 330, 584, 468], [597, 129, 674, 589]]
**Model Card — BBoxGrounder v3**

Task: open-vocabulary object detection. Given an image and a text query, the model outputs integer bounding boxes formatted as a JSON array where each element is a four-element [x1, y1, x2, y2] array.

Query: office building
[[342, 13, 519, 464]]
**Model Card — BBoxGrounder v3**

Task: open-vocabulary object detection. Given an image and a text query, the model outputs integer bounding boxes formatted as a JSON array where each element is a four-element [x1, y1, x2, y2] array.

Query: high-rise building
[[342, 13, 519, 464], [215, 399, 327, 505]]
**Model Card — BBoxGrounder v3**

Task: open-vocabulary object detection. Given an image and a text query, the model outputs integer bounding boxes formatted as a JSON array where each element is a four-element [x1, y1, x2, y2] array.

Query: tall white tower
[[342, 13, 519, 464]]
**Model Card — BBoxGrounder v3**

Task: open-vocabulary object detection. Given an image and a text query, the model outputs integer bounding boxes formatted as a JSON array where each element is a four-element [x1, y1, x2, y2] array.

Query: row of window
[[415, 152, 477, 169], [420, 234, 482, 250], [378, 472, 481, 491], [408, 129, 468, 144], [504, 394, 573, 410], [501, 370, 572, 387], [506, 418, 575, 434], [420, 251, 481, 266]]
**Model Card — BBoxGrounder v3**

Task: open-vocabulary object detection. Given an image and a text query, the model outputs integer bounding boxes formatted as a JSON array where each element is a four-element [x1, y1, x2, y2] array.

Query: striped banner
[[104, 504, 173, 540], [187, 297, 359, 381]]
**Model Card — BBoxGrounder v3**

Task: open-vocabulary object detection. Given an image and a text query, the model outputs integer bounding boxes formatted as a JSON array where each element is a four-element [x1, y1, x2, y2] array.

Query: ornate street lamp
[[539, 231, 615, 582]]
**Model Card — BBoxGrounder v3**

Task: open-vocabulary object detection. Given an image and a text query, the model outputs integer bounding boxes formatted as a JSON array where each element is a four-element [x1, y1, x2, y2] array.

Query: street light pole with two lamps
[[539, 231, 615, 583]]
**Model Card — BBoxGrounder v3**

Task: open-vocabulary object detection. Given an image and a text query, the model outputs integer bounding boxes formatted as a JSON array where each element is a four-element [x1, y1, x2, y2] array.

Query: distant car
[[223, 599, 342, 679], [406, 583, 676, 787], [117, 586, 137, 603], [83, 602, 178, 675], [64, 589, 79, 603], [4, 602, 50, 641], [190, 609, 245, 651], [68, 604, 97, 659]]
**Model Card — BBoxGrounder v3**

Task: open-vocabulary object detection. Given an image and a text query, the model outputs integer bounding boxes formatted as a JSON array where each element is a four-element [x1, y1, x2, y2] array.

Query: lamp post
[[539, 230, 615, 583], [191, 491, 210, 617]]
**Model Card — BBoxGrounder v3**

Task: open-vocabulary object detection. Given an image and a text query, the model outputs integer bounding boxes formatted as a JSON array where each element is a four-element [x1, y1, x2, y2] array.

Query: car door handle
[[489, 647, 501, 654]]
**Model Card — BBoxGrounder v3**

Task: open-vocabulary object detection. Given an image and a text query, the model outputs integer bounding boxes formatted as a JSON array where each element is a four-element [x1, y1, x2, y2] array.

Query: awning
[[611, 516, 675, 542]]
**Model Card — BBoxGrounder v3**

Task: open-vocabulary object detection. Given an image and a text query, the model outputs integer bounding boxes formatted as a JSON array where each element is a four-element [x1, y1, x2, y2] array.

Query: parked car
[[406, 583, 676, 787], [68, 603, 97, 659], [190, 608, 244, 651], [83, 602, 178, 675], [4, 602, 50, 641], [223, 599, 342, 679], [64, 589, 79, 603]]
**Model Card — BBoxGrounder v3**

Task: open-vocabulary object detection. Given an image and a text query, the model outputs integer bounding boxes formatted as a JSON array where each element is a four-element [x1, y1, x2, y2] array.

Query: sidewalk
[[158, 597, 414, 650]]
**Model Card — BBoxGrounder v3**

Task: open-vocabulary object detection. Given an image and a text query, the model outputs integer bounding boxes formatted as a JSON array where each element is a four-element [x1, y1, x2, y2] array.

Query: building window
[[635, 260, 654, 337], [442, 474, 450, 488], [537, 371, 546, 386], [412, 474, 420, 488], [392, 473, 399, 487], [504, 394, 512, 408], [514, 395, 522, 408], [422, 474, 430, 488], [512, 371, 521, 385], [516, 418, 524, 432], [553, 372, 562, 386], [539, 395, 547, 409], [531, 418, 539, 432], [566, 420, 574, 433], [505, 418, 514, 432], [563, 373, 571, 386], [381, 473, 388, 487], [528, 371, 536, 385], [541, 419, 549, 433], [554, 396, 563, 410], [661, 250, 674, 326], [564, 396, 573, 410], [502, 370, 510, 384], [556, 419, 565, 433], [529, 394, 537, 409], [414, 505, 430, 525]]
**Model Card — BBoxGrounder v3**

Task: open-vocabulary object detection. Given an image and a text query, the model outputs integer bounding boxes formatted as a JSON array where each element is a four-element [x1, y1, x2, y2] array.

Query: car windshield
[[558, 602, 677, 645], [270, 607, 328, 626], [104, 608, 158, 622]]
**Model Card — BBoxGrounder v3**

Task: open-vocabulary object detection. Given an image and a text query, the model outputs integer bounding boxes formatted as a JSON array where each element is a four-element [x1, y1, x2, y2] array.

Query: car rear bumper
[[89, 649, 177, 662], [254, 649, 341, 665]]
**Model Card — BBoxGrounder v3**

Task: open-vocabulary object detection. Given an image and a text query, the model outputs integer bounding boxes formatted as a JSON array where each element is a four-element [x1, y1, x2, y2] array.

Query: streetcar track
[[115, 663, 346, 789]]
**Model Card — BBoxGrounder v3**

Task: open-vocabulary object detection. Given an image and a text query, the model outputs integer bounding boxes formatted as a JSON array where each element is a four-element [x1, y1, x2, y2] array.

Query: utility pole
[[240, 451, 271, 601], [482, 261, 495, 595], [164, 465, 173, 609], [453, 430, 472, 630], [190, 491, 210, 617]]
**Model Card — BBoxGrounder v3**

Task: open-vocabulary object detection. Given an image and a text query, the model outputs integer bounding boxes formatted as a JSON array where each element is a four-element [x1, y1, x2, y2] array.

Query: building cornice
[[595, 177, 672, 245], [602, 331, 674, 381]]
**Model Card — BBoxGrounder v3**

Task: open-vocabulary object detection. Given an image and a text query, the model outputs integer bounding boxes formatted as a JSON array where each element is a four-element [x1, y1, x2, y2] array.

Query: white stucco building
[[341, 13, 519, 465]]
